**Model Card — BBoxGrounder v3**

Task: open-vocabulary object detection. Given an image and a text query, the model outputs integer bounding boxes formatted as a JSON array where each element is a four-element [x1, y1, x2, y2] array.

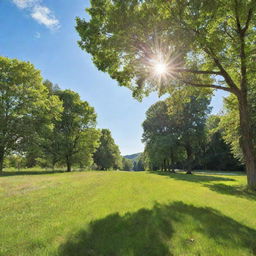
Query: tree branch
[[234, 0, 242, 32], [179, 79, 234, 93], [223, 24, 236, 40], [242, 0, 256, 33], [173, 68, 222, 76], [178, 19, 240, 92], [203, 47, 240, 92]]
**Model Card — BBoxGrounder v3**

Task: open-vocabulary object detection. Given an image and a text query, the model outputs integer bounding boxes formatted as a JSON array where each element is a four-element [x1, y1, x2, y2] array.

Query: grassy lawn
[[0, 170, 256, 256]]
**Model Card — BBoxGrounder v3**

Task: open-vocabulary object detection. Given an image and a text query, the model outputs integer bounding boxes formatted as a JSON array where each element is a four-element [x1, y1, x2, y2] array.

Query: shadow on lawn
[[58, 201, 256, 256], [149, 171, 236, 183], [0, 170, 65, 177], [206, 183, 256, 200]]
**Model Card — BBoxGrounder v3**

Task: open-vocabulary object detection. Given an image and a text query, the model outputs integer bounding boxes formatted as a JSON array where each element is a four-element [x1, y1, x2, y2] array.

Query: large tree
[[142, 100, 182, 172], [93, 129, 122, 170], [76, 0, 256, 188], [167, 88, 211, 173], [220, 89, 256, 164], [45, 90, 99, 172], [143, 88, 211, 173], [0, 57, 61, 173]]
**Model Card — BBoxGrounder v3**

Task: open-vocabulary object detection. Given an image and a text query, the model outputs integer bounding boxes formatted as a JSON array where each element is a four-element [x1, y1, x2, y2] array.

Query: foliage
[[0, 57, 62, 172], [122, 157, 133, 171], [133, 155, 145, 171], [143, 88, 211, 172], [43, 90, 100, 172], [93, 129, 122, 170], [43, 79, 60, 95], [4, 154, 26, 170], [203, 115, 243, 171], [76, 0, 255, 96], [219, 91, 256, 164]]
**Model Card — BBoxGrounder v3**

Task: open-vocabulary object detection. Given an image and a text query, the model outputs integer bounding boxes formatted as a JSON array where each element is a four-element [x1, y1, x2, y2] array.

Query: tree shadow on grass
[[206, 183, 256, 200], [149, 171, 235, 183], [0, 170, 65, 177], [58, 201, 256, 256]]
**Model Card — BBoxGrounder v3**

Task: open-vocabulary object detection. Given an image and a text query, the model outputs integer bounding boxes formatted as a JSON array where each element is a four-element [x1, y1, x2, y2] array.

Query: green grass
[[0, 169, 256, 256]]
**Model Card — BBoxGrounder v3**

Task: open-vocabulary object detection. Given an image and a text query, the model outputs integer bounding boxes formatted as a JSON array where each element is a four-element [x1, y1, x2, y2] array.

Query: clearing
[[0, 170, 256, 256]]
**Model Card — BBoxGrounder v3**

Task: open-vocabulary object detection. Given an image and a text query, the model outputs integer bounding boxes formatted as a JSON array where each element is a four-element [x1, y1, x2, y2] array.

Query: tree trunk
[[0, 147, 4, 174], [168, 160, 172, 172], [0, 157, 3, 174], [170, 154, 176, 173], [238, 93, 256, 189], [66, 157, 72, 172], [164, 159, 167, 172], [185, 145, 193, 174]]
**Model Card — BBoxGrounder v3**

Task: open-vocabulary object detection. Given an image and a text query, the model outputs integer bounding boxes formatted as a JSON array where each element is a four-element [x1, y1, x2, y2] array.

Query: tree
[[142, 100, 181, 172], [143, 88, 211, 173], [43, 80, 60, 95], [144, 136, 181, 172], [93, 129, 122, 170], [76, 0, 256, 188], [167, 88, 211, 173], [44, 90, 99, 172], [122, 157, 133, 171], [73, 128, 101, 170], [0, 57, 62, 173], [203, 115, 243, 171], [4, 154, 26, 170], [219, 92, 256, 166], [20, 80, 61, 169], [133, 156, 145, 172]]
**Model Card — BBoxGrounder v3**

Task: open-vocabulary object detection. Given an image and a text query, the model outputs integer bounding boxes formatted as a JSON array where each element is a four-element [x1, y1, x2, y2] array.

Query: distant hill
[[123, 153, 141, 162]]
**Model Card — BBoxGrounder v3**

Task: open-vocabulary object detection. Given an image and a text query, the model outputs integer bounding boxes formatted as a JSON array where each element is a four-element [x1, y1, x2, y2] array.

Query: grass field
[[0, 170, 256, 256]]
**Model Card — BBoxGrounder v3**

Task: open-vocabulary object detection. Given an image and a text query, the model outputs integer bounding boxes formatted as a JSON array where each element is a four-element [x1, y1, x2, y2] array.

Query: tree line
[[141, 87, 243, 173], [0, 57, 128, 173]]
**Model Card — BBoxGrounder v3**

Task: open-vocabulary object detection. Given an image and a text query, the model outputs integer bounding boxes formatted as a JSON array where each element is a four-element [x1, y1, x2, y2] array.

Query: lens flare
[[154, 62, 167, 75]]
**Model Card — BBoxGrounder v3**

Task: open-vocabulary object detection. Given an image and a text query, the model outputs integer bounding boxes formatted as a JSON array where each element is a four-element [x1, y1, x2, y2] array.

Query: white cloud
[[13, 0, 40, 9], [12, 0, 60, 30], [31, 6, 59, 29]]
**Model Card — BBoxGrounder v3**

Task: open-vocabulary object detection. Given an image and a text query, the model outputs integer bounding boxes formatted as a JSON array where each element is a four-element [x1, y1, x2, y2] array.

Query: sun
[[143, 48, 179, 83], [154, 62, 167, 75]]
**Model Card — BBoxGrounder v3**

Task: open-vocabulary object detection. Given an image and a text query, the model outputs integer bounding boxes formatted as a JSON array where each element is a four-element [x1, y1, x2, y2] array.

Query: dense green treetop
[[0, 57, 62, 171], [94, 129, 122, 170], [143, 87, 211, 172], [76, 0, 256, 97], [45, 89, 99, 172]]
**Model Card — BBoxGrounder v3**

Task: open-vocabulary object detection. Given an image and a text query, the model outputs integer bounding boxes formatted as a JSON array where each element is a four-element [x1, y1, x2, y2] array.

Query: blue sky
[[0, 0, 228, 155]]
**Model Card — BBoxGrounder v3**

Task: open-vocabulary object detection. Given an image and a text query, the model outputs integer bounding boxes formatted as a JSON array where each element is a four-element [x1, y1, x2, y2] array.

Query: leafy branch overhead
[[76, 0, 256, 96]]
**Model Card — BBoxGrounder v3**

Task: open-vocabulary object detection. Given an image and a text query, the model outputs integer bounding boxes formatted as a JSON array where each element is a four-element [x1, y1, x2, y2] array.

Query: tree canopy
[[94, 129, 122, 170], [0, 57, 62, 172], [143, 88, 212, 173], [45, 89, 100, 172]]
